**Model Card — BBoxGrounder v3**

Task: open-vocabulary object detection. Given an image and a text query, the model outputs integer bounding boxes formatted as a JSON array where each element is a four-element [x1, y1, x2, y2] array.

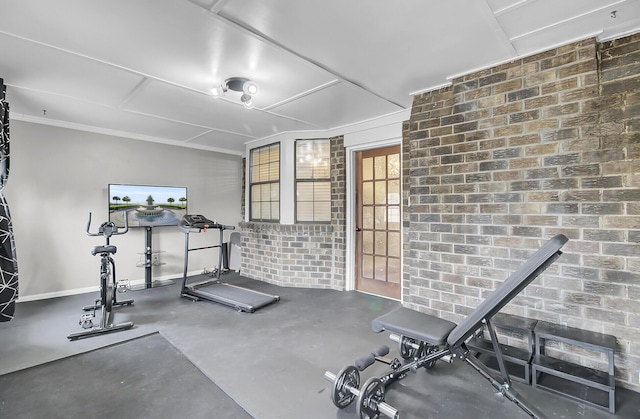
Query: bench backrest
[[446, 234, 568, 348]]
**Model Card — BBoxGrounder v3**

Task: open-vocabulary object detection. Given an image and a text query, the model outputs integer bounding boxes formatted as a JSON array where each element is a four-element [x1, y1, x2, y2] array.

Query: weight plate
[[356, 377, 385, 419], [104, 281, 114, 315], [399, 335, 418, 359], [424, 344, 438, 369], [331, 365, 360, 409]]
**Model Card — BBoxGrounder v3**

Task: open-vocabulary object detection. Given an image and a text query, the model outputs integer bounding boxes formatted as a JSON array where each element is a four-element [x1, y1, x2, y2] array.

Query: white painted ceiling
[[1, 0, 638, 155]]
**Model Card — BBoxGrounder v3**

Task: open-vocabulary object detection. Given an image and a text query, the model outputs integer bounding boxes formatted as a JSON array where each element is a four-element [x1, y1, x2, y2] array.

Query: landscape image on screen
[[108, 184, 187, 228]]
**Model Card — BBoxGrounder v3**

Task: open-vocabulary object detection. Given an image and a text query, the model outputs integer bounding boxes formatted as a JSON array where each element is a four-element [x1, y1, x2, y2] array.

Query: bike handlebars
[[86, 212, 129, 238]]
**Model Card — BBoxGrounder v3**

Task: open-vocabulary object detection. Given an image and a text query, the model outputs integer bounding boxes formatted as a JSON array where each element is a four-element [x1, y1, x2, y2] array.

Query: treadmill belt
[[191, 281, 279, 313]]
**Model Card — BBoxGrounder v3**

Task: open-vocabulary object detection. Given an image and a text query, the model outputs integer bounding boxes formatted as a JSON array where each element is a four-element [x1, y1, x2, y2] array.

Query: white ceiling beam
[[481, 0, 518, 56], [262, 79, 340, 111], [509, 0, 629, 42], [206, 8, 406, 110], [492, 0, 538, 17]]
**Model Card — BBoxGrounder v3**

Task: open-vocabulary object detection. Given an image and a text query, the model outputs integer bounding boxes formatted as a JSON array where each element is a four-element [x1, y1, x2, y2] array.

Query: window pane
[[362, 157, 373, 181], [363, 231, 373, 253], [297, 139, 329, 180], [314, 182, 330, 200], [375, 181, 386, 205], [314, 162, 330, 179], [388, 232, 400, 257], [374, 156, 386, 179], [375, 206, 386, 229], [268, 144, 279, 163], [388, 180, 400, 204], [297, 160, 313, 178], [388, 206, 400, 231], [298, 183, 314, 201], [251, 185, 261, 203], [295, 139, 331, 223], [252, 203, 261, 219], [259, 164, 269, 182], [362, 207, 374, 230], [375, 231, 387, 255], [314, 201, 331, 221], [270, 183, 280, 200], [388, 153, 400, 178], [269, 163, 279, 181], [363, 255, 374, 278], [297, 202, 313, 222], [259, 148, 269, 164], [375, 256, 386, 281], [363, 182, 373, 205], [249, 142, 280, 221], [261, 185, 270, 201], [261, 202, 270, 219], [316, 140, 330, 156]]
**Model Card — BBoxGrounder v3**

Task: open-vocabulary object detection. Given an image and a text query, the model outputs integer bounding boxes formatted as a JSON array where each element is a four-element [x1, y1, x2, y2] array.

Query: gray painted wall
[[6, 120, 242, 299]]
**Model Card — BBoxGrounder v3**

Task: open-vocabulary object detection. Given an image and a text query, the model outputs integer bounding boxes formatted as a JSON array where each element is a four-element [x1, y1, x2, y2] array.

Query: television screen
[[108, 184, 187, 228]]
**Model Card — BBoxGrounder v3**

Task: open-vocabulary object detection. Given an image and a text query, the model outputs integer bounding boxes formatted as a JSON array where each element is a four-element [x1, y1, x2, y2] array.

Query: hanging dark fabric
[[0, 78, 18, 322]]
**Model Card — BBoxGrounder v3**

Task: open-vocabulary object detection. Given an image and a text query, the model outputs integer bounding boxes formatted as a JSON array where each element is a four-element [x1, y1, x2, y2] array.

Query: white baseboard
[[15, 270, 207, 303], [17, 286, 100, 302]]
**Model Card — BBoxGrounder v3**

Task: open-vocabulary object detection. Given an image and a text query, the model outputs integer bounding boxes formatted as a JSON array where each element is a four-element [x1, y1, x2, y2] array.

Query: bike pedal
[[79, 313, 94, 329], [117, 279, 130, 293]]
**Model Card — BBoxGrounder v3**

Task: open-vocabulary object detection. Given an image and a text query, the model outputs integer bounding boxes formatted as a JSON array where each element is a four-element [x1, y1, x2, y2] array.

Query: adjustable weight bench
[[325, 234, 568, 419]]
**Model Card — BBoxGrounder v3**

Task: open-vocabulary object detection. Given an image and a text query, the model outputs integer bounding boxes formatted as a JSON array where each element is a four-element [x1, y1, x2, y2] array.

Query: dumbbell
[[390, 333, 421, 359], [389, 334, 452, 365], [323, 345, 389, 409], [324, 365, 399, 419]]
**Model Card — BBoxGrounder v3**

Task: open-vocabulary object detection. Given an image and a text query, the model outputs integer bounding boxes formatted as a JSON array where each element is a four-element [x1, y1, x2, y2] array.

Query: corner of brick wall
[[238, 136, 347, 290]]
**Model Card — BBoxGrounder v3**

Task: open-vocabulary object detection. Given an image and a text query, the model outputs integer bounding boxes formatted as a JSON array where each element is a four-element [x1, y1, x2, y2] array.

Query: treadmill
[[178, 215, 279, 313]]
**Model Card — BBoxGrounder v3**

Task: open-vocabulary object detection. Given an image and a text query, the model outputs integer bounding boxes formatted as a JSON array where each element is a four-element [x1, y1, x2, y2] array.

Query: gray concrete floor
[[0, 332, 252, 419], [1, 274, 638, 419]]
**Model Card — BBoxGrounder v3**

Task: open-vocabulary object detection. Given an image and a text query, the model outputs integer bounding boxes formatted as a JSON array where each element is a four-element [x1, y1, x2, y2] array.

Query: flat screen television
[[108, 184, 187, 228]]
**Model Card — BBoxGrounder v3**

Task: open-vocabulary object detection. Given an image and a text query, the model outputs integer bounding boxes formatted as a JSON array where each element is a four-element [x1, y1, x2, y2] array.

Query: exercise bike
[[68, 212, 134, 340]]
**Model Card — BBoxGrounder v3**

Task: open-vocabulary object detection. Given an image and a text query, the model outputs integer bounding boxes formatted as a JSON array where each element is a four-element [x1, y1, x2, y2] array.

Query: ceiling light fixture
[[211, 77, 259, 109], [240, 93, 255, 109]]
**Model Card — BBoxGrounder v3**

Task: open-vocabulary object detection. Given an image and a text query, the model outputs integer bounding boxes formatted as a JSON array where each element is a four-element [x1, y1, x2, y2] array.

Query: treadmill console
[[182, 214, 217, 229]]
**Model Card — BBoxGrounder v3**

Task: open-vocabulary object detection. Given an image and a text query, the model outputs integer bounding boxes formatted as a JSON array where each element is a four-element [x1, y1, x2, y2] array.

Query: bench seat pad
[[372, 307, 457, 346]]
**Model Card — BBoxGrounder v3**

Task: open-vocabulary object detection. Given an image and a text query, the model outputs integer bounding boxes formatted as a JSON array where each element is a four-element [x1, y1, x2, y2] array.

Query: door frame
[[345, 139, 403, 301]]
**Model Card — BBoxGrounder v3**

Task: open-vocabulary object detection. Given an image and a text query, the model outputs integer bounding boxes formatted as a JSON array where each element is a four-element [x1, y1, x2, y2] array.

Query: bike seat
[[91, 245, 117, 256]]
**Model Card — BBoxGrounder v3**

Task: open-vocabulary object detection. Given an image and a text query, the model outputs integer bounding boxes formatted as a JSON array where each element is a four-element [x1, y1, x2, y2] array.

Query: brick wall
[[402, 122, 412, 299], [405, 33, 639, 390], [240, 157, 246, 220], [239, 136, 346, 289], [238, 222, 339, 287], [330, 136, 347, 285]]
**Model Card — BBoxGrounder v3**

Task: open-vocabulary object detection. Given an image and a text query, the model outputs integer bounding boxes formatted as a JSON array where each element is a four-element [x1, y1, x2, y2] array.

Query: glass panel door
[[355, 145, 401, 299]]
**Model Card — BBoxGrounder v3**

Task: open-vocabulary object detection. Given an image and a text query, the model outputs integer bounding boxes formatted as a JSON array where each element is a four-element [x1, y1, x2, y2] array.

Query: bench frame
[[325, 234, 568, 419]]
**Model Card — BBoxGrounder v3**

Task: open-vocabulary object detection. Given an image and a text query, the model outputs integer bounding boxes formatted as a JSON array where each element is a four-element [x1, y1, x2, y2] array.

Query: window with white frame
[[295, 139, 331, 223], [249, 142, 280, 222]]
